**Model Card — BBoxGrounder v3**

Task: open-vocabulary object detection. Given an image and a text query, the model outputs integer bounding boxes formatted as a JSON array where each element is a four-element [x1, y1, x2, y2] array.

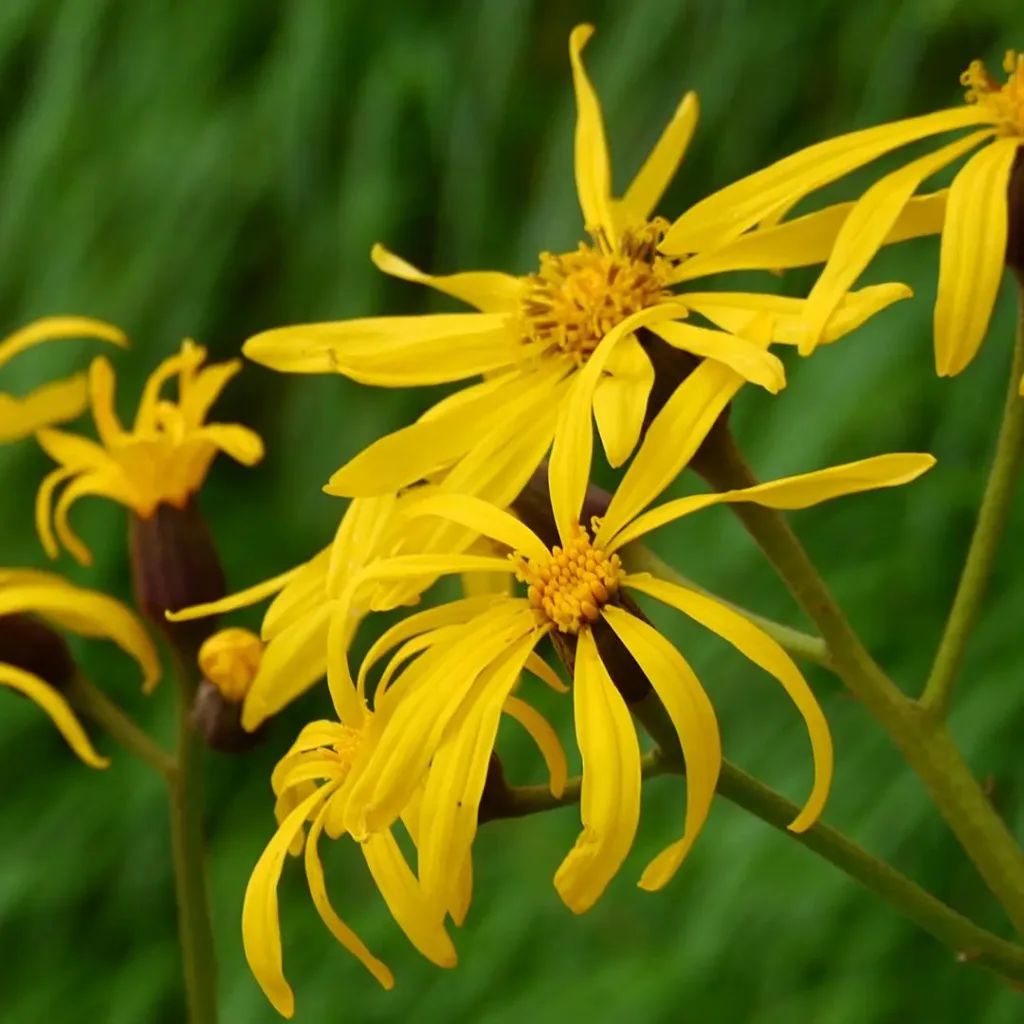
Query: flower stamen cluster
[[514, 524, 622, 633], [962, 50, 1024, 136]]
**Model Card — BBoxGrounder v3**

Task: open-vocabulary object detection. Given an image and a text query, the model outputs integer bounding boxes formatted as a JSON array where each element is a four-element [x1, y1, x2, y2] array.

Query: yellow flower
[[243, 655, 568, 1018], [663, 51, 1024, 377], [198, 627, 264, 703], [0, 568, 160, 767], [0, 317, 127, 443], [35, 339, 264, 565], [243, 24, 911, 500], [333, 363, 935, 914]]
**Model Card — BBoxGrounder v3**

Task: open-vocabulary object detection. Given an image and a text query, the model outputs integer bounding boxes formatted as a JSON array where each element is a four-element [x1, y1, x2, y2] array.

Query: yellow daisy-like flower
[[663, 50, 1024, 378], [243, 24, 912, 500], [243, 649, 567, 1018], [35, 339, 264, 565], [0, 569, 160, 767], [330, 361, 935, 915], [0, 317, 127, 443]]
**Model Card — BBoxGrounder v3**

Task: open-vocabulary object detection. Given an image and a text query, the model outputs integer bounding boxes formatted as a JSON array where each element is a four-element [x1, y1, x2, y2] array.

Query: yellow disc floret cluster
[[519, 220, 675, 363], [198, 627, 264, 703], [515, 524, 622, 634], [962, 50, 1024, 136]]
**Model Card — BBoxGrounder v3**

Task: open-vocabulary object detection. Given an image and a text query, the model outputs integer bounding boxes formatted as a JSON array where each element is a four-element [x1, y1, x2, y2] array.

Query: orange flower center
[[520, 220, 674, 363], [962, 50, 1024, 136], [514, 524, 622, 634]]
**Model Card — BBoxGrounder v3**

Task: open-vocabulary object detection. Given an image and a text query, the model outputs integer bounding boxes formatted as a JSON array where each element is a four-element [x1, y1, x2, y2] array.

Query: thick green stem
[[67, 673, 174, 776], [621, 542, 832, 669], [167, 655, 218, 1024], [696, 428, 1024, 936], [922, 294, 1024, 715]]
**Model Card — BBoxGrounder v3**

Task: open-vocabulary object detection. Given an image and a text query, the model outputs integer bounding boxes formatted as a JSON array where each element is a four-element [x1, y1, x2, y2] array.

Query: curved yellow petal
[[0, 662, 108, 768], [601, 606, 720, 887], [569, 24, 614, 240], [524, 651, 569, 694], [180, 359, 242, 428], [554, 627, 640, 913], [591, 334, 655, 468], [621, 92, 699, 223], [35, 425, 115, 470], [595, 358, 743, 549], [609, 452, 936, 551], [87, 357, 126, 447], [35, 465, 77, 560], [662, 105, 993, 255], [649, 319, 786, 392], [625, 576, 832, 831], [801, 130, 992, 353], [934, 138, 1021, 376], [371, 243, 523, 313], [0, 316, 126, 371], [196, 423, 265, 466], [243, 787, 332, 1019], [0, 374, 90, 443], [303, 802, 395, 989], [326, 607, 365, 726], [52, 469, 137, 566], [166, 566, 301, 622], [503, 695, 568, 797]]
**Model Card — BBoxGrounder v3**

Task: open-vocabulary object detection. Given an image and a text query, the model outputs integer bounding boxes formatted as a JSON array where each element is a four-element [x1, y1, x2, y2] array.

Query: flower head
[[199, 627, 264, 703], [0, 569, 160, 767], [0, 317, 127, 443], [35, 340, 264, 565], [662, 50, 1024, 380], [243, 24, 909, 501]]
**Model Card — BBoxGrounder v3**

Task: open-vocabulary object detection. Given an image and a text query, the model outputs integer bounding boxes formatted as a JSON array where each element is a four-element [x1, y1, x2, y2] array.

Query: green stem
[[167, 654, 218, 1024], [922, 293, 1024, 715], [67, 673, 174, 776], [621, 542, 832, 669], [696, 427, 1024, 936]]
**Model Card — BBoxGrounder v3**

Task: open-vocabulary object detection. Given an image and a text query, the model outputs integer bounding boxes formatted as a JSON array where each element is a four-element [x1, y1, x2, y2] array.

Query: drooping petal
[[51, 468, 138, 565], [800, 130, 993, 353], [0, 662, 109, 768], [594, 358, 744, 549], [591, 334, 655, 468], [934, 138, 1021, 376], [553, 628, 641, 913], [371, 244, 523, 313], [165, 566, 302, 622], [625, 576, 832, 831], [609, 452, 936, 551], [0, 316, 127, 371], [0, 374, 91, 443], [503, 695, 568, 797], [648, 319, 786, 392], [662, 105, 994, 255], [601, 606, 720, 887], [620, 92, 699, 224], [195, 423, 265, 465]]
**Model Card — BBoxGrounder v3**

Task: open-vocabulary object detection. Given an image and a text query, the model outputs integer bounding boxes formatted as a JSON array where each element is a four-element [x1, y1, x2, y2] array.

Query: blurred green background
[[2, 0, 1024, 1021]]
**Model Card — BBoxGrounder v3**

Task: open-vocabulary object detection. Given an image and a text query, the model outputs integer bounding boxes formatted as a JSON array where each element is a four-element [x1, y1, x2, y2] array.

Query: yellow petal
[[672, 191, 948, 281], [87, 357, 126, 446], [591, 334, 655, 468], [51, 468, 137, 566], [0, 662, 108, 768], [451, 855, 474, 928], [662, 105, 994, 255], [362, 828, 458, 968], [594, 358, 743, 549], [181, 359, 243, 428], [569, 24, 614, 240], [801, 130, 993, 353], [503, 695, 568, 797], [609, 452, 937, 551], [0, 316, 126, 371], [166, 566, 301, 622], [548, 302, 689, 544], [601, 606, 720, 887], [934, 138, 1021, 376], [553, 627, 641, 913], [0, 580, 161, 693], [624, 576, 832, 831], [195, 423, 265, 466], [648, 319, 786, 392], [525, 651, 569, 694], [326, 494, 400, 596], [620, 92, 699, 224], [134, 342, 205, 432], [326, 607, 365, 726], [303, 802, 395, 989], [243, 787, 332, 1018], [0, 374, 91, 442], [371, 243, 523, 313]]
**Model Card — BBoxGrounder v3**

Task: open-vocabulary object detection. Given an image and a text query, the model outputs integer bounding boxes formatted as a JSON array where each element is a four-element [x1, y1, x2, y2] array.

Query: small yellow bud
[[198, 627, 263, 703]]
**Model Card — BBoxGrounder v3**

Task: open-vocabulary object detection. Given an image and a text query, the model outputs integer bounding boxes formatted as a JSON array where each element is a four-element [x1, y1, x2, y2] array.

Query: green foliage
[[1, 0, 1023, 1020]]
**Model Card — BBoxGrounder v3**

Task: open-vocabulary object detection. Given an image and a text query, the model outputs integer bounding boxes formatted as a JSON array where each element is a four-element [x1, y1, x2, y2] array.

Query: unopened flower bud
[[191, 628, 267, 754], [0, 614, 75, 691]]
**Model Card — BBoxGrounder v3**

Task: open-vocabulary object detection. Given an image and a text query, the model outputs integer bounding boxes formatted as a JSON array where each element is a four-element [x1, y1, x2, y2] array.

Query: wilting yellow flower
[[0, 317, 126, 443], [35, 339, 264, 565], [243, 654, 567, 1018], [0, 569, 160, 767], [334, 361, 935, 914], [244, 24, 911, 501], [664, 50, 1024, 378]]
